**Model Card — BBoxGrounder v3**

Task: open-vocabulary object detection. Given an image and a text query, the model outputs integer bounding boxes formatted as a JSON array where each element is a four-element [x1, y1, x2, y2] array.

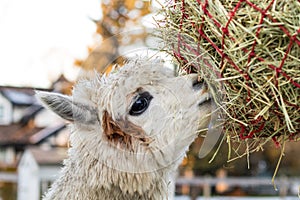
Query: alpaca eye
[[129, 92, 153, 116]]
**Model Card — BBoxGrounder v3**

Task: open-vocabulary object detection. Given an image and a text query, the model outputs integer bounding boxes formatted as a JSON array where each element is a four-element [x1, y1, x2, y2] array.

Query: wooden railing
[[175, 176, 300, 199], [0, 172, 18, 182], [0, 172, 299, 199]]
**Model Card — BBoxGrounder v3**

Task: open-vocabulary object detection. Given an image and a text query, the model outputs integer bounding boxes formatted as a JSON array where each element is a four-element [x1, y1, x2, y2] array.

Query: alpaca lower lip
[[198, 99, 211, 106], [198, 94, 211, 107]]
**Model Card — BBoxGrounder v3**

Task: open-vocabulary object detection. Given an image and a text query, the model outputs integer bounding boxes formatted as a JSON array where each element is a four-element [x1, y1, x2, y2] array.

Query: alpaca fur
[[37, 58, 212, 200]]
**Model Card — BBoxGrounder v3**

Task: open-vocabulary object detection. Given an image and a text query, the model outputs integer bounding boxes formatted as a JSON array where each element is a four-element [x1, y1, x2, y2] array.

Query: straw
[[157, 0, 300, 159]]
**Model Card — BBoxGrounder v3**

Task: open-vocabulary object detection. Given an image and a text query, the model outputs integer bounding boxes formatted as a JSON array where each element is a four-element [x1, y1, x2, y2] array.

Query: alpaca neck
[[43, 148, 176, 200]]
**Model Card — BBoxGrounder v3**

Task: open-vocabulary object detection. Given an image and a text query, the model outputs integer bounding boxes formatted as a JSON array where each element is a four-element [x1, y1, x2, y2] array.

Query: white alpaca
[[37, 58, 211, 200]]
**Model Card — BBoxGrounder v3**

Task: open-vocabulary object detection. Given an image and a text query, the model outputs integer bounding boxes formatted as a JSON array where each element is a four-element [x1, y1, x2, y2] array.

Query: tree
[[75, 0, 152, 73]]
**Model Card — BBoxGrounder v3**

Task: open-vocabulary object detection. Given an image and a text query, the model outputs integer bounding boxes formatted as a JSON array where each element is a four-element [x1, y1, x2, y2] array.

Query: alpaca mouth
[[198, 93, 211, 107]]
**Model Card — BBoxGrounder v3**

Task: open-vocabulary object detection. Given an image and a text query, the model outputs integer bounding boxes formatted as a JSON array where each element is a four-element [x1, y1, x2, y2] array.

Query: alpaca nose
[[192, 77, 205, 91]]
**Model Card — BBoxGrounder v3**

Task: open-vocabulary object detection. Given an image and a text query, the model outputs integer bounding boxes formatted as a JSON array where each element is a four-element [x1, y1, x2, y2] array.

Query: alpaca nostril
[[192, 78, 205, 90]]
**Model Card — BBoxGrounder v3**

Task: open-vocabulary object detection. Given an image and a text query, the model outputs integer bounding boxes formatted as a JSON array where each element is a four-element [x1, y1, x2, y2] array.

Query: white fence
[[0, 172, 299, 199], [175, 197, 300, 200], [0, 172, 18, 182], [175, 176, 300, 199]]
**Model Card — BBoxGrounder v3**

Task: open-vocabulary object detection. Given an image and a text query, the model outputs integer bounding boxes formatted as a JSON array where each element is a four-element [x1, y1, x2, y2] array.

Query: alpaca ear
[[35, 91, 98, 124]]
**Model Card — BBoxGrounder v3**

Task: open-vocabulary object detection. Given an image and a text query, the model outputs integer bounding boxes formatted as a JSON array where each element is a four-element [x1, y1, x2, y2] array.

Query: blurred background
[[0, 0, 299, 199]]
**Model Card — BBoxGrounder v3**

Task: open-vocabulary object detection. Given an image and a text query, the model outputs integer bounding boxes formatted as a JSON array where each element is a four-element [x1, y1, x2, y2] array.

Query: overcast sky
[[0, 0, 101, 88]]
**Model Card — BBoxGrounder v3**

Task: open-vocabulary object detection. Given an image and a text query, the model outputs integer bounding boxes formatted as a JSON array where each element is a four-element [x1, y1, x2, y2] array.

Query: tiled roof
[[0, 124, 43, 146], [0, 89, 35, 106], [0, 123, 66, 146], [0, 86, 44, 106], [29, 124, 66, 144], [19, 105, 44, 125]]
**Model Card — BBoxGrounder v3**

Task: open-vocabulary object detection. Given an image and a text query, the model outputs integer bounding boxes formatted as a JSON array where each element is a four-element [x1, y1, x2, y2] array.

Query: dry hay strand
[[157, 0, 300, 159]]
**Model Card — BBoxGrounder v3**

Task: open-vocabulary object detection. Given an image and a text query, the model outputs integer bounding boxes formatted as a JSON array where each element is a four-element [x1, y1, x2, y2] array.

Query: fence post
[[203, 177, 211, 199], [279, 176, 288, 197]]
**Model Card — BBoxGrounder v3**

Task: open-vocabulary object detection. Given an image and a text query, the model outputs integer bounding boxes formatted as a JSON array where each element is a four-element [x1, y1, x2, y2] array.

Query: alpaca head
[[37, 58, 211, 173]]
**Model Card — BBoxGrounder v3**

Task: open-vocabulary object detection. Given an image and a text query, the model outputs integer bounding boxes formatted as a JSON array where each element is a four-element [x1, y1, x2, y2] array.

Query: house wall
[[34, 109, 63, 127], [0, 147, 16, 165], [13, 107, 28, 123], [0, 94, 13, 125]]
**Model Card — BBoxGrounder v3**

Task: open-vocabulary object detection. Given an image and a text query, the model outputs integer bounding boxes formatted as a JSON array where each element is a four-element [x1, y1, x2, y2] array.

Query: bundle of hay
[[158, 0, 300, 158]]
